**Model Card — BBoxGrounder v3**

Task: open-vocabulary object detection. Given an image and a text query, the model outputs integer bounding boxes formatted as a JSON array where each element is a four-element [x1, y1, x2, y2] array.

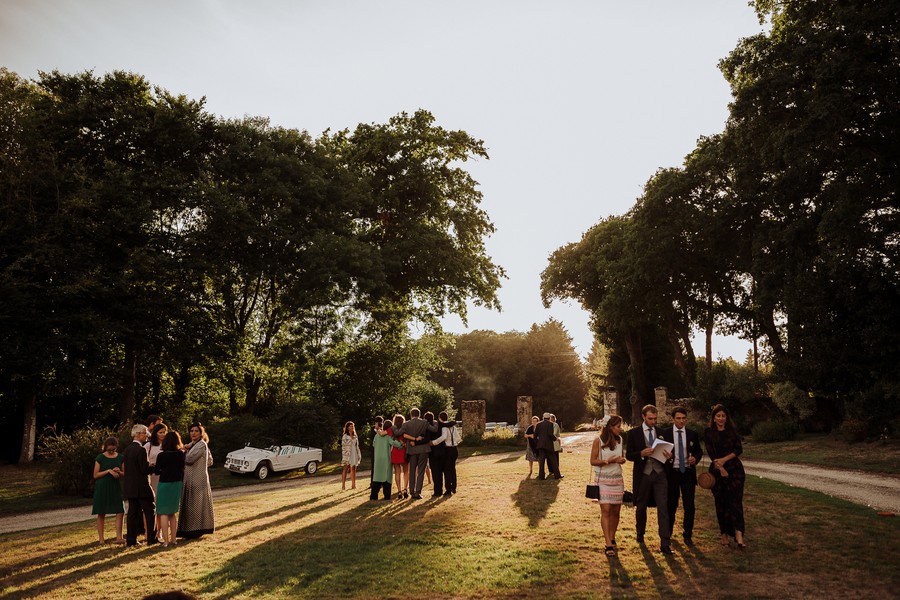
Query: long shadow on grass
[[605, 556, 636, 597], [0, 540, 181, 599], [511, 477, 560, 527], [216, 487, 350, 531], [198, 496, 556, 599], [636, 543, 677, 595], [216, 492, 355, 543]]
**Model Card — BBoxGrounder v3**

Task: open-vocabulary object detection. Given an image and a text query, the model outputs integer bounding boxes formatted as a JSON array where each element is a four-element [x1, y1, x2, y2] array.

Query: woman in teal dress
[[92, 436, 125, 544], [154, 431, 185, 547]]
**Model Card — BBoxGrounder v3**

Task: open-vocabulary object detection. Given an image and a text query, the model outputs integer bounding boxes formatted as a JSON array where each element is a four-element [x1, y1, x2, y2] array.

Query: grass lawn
[[1, 445, 898, 599], [0, 445, 522, 516], [742, 434, 900, 474]]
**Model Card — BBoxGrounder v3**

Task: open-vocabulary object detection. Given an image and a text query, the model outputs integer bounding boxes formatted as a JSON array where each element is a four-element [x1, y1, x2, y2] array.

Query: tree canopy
[[542, 0, 899, 431], [0, 69, 505, 461]]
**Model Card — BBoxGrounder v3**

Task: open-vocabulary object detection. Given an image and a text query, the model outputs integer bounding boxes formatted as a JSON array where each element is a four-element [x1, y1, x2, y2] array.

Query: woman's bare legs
[[96, 514, 106, 543], [350, 466, 357, 489]]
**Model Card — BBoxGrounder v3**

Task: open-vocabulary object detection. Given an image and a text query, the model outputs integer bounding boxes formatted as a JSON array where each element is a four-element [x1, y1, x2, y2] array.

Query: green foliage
[[770, 381, 815, 420], [432, 320, 587, 424], [842, 382, 900, 441], [0, 70, 503, 461], [206, 398, 339, 462], [540, 0, 900, 426], [38, 424, 118, 496], [751, 419, 799, 443], [695, 359, 769, 408]]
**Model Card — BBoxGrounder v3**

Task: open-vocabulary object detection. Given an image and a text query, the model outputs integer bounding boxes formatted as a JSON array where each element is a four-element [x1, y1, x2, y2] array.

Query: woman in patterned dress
[[341, 421, 361, 490], [589, 415, 626, 556], [92, 436, 125, 545], [177, 422, 215, 539]]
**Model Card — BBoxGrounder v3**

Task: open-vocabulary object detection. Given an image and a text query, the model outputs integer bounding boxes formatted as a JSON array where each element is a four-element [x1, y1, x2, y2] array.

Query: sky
[[1, 0, 765, 361]]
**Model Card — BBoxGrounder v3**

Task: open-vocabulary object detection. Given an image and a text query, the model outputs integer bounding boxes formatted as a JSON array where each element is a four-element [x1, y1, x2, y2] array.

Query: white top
[[593, 438, 625, 477]]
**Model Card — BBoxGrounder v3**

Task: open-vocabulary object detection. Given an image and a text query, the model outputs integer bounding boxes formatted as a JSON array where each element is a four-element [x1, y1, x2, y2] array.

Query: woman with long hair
[[177, 422, 215, 539], [390, 414, 409, 499], [92, 436, 125, 545], [704, 404, 746, 549], [589, 415, 626, 556], [154, 431, 185, 547], [145, 422, 168, 540], [341, 421, 361, 490]]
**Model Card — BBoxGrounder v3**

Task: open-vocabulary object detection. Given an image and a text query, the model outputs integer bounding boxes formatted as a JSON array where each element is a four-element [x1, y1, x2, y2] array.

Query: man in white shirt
[[660, 406, 703, 546]]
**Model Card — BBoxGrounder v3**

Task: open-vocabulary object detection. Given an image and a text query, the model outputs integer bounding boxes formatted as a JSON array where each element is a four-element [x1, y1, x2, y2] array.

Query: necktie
[[678, 429, 685, 473], [647, 427, 654, 446]]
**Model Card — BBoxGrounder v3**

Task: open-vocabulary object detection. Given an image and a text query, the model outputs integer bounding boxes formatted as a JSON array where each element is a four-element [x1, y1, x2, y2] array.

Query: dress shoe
[[443, 491, 453, 496], [126, 541, 143, 548], [660, 546, 674, 555], [431, 493, 442, 498], [683, 536, 694, 546], [636, 535, 645, 544], [555, 474, 564, 479], [537, 475, 546, 480]]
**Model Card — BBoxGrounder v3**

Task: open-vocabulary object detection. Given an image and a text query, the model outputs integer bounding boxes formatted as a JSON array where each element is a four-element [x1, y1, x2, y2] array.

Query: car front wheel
[[305, 461, 318, 475], [255, 462, 270, 480]]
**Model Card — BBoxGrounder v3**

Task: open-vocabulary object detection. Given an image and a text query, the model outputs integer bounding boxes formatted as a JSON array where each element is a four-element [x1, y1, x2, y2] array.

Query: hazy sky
[[1, 0, 765, 359]]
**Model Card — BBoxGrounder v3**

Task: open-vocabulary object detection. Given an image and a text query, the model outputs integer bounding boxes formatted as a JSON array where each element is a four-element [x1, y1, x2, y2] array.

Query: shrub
[[770, 381, 816, 420], [206, 398, 339, 463], [38, 424, 119, 497], [750, 419, 798, 443]]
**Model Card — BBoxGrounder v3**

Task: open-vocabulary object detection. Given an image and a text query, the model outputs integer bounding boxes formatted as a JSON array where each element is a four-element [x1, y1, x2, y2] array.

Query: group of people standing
[[524, 412, 564, 480], [589, 403, 747, 556], [367, 408, 460, 501], [92, 416, 216, 547]]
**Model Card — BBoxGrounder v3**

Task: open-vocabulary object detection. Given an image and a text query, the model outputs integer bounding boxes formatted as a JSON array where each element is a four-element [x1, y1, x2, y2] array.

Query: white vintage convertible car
[[224, 443, 323, 480]]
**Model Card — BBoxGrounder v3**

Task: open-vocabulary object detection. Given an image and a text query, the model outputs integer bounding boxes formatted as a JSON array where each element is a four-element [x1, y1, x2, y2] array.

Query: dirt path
[[562, 433, 900, 513], [3, 437, 898, 535]]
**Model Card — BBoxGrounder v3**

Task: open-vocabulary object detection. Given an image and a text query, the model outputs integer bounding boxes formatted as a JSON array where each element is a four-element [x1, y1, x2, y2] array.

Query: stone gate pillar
[[516, 396, 533, 432], [603, 387, 619, 417], [461, 400, 486, 437], [654, 387, 671, 425]]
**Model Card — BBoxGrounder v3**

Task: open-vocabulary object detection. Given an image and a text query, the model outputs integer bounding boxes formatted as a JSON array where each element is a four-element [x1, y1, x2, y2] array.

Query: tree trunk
[[228, 378, 239, 416], [174, 364, 191, 406], [244, 371, 261, 414], [19, 389, 37, 464], [118, 342, 137, 424], [623, 328, 646, 425], [705, 310, 714, 369]]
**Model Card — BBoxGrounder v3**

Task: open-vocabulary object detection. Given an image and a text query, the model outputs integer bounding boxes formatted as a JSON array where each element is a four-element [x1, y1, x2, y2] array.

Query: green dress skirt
[[156, 481, 183, 515], [92, 453, 125, 515]]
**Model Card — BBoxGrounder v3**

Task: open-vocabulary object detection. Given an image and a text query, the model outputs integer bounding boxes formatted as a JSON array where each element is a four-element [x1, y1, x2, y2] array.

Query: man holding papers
[[626, 404, 673, 554], [660, 406, 703, 546]]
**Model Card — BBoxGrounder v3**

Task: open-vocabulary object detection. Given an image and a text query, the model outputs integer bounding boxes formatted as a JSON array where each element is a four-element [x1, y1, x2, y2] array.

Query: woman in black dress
[[704, 404, 746, 549]]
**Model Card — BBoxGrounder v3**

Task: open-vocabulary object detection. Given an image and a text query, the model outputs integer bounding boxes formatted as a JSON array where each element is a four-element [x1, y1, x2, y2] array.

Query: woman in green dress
[[92, 436, 125, 545]]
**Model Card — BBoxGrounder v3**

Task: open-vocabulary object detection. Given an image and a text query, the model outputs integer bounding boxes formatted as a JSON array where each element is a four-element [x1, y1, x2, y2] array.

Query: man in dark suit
[[534, 412, 562, 480], [660, 406, 703, 546], [123, 424, 156, 547], [626, 404, 672, 554], [393, 407, 437, 499]]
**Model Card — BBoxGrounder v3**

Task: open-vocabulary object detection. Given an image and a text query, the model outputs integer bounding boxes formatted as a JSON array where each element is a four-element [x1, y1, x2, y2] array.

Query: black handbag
[[585, 484, 600, 499]]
